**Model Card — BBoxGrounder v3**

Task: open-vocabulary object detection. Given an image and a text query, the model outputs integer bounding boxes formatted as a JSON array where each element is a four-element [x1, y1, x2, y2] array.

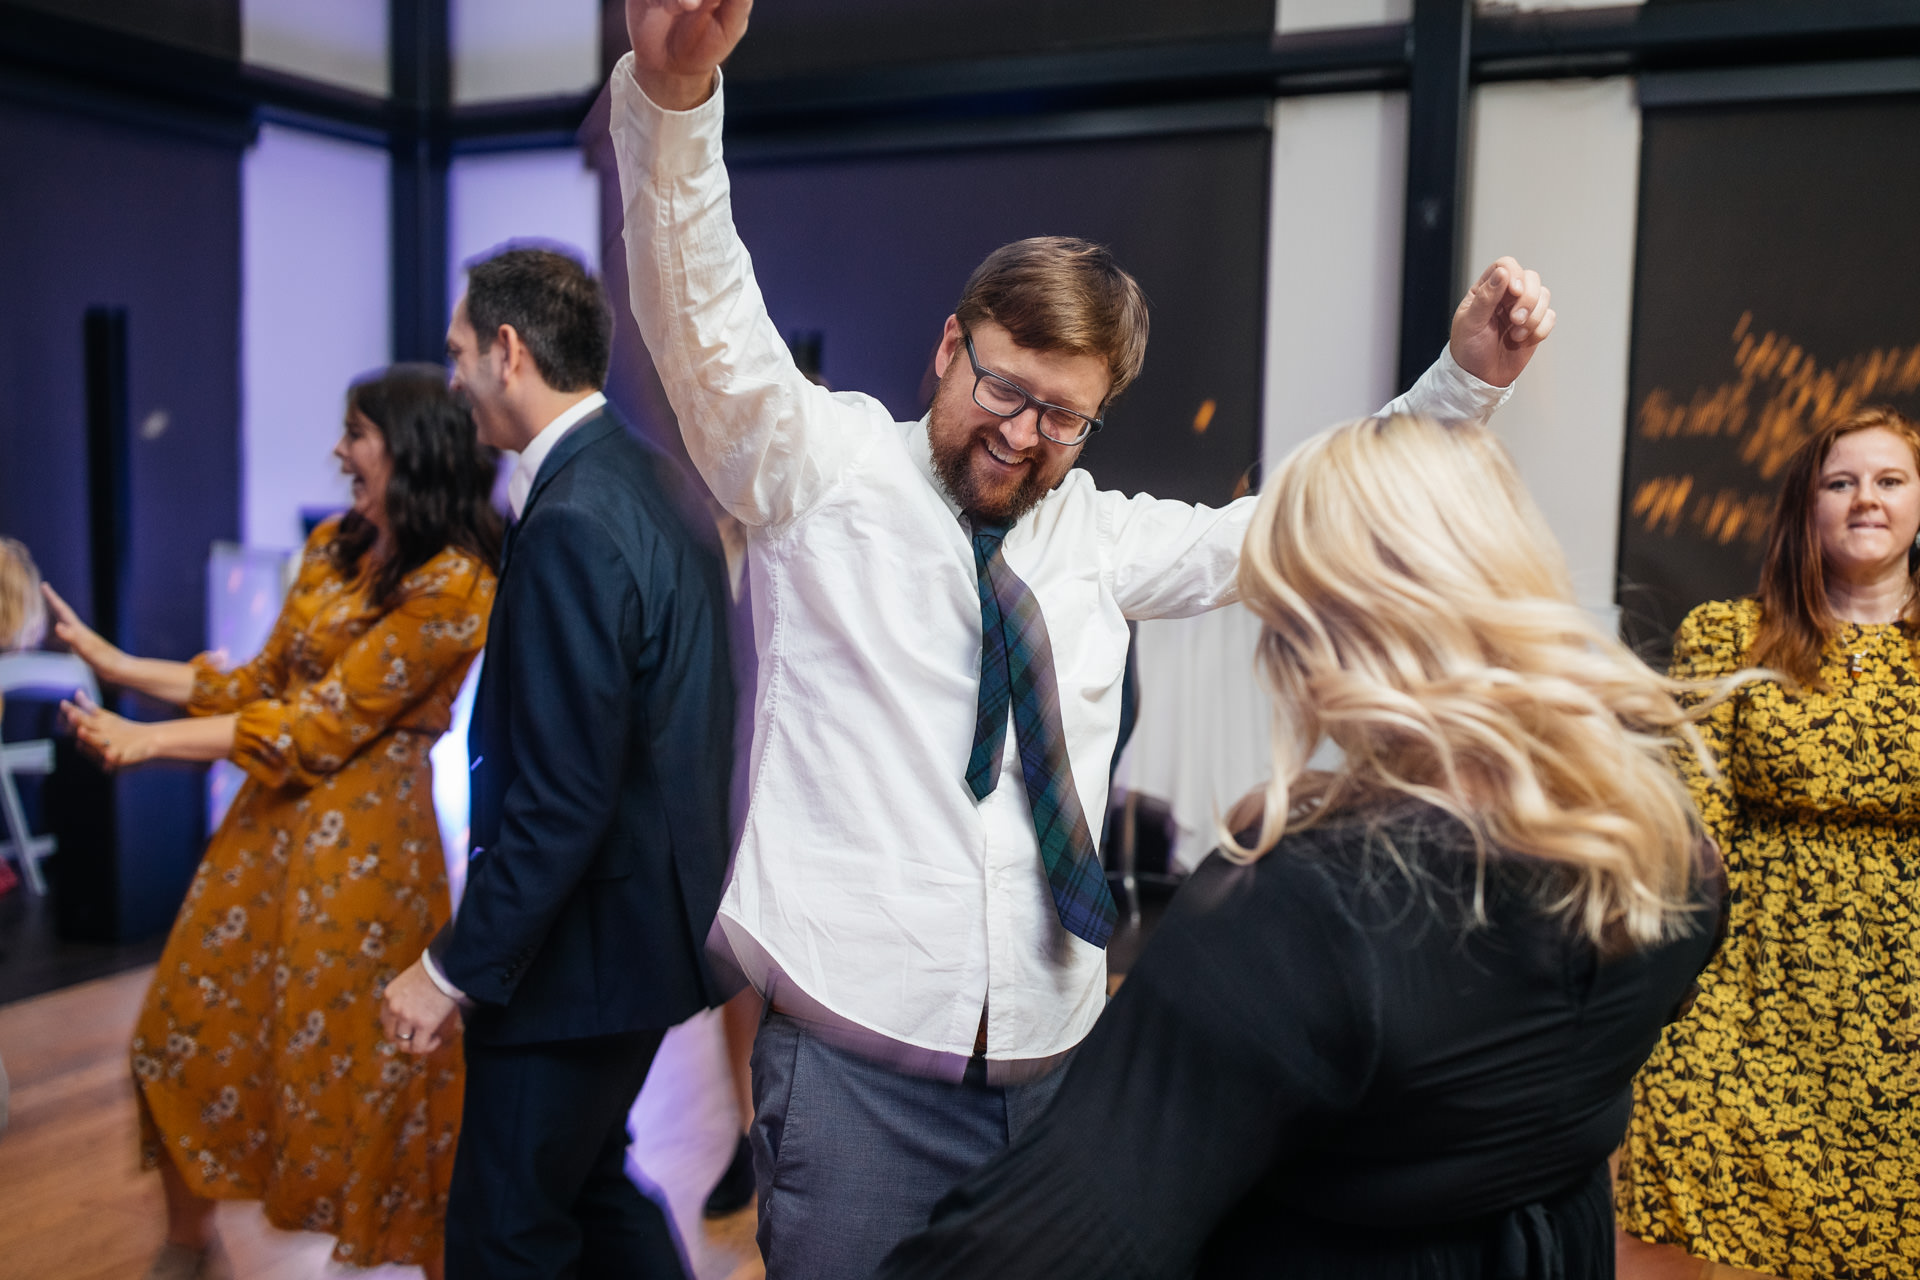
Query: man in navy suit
[[381, 246, 734, 1280]]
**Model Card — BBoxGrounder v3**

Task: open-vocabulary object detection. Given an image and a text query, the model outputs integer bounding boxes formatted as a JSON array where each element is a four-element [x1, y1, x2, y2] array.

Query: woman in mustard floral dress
[[1617, 407, 1920, 1280], [49, 365, 500, 1279]]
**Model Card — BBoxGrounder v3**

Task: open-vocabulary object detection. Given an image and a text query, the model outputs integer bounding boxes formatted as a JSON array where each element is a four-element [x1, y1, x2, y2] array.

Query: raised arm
[[1102, 489, 1255, 621], [1381, 257, 1554, 422], [611, 0, 893, 528], [1105, 257, 1553, 616], [42, 583, 198, 706]]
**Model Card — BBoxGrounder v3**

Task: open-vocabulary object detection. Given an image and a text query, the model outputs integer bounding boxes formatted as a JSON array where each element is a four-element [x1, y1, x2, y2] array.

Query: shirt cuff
[[1385, 344, 1517, 425], [611, 51, 725, 184], [421, 949, 472, 1008]]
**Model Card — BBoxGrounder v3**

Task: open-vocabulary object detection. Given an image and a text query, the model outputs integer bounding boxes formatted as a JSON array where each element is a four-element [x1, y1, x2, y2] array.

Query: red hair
[[1750, 406, 1920, 688]]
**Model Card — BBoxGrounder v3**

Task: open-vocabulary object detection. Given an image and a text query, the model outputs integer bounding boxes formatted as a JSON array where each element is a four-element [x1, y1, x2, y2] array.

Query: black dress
[[877, 806, 1724, 1279]]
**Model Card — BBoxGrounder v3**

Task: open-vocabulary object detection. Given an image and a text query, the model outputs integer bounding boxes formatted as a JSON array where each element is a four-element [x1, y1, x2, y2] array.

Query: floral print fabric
[[131, 519, 493, 1267], [1617, 598, 1920, 1278]]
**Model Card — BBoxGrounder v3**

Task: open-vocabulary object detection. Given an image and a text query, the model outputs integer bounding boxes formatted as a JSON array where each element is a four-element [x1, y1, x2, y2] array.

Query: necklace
[[1849, 650, 1867, 680]]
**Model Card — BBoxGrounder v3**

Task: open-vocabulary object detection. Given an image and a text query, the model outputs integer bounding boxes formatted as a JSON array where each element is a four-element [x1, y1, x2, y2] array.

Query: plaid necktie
[[967, 521, 1118, 948]]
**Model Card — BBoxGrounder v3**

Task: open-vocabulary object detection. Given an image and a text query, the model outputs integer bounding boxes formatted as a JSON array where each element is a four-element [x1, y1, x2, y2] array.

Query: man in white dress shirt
[[616, 2, 1557, 1272]]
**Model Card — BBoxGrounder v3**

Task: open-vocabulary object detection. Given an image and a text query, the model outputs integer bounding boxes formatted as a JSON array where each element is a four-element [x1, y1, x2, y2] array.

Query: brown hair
[[954, 237, 1149, 404], [465, 245, 612, 393], [328, 365, 504, 609], [0, 536, 45, 651], [1750, 406, 1920, 688]]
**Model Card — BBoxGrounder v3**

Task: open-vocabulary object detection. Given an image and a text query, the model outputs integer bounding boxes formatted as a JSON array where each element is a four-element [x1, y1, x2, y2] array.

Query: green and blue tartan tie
[[967, 521, 1118, 948]]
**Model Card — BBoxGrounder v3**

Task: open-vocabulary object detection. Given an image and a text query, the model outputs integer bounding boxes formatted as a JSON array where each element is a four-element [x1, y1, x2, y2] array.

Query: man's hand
[[381, 957, 461, 1056], [1448, 256, 1556, 389], [626, 0, 752, 111], [60, 692, 154, 770]]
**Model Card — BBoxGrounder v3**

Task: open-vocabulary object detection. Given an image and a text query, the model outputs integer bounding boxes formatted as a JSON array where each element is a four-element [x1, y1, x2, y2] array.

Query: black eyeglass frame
[[961, 331, 1104, 446]]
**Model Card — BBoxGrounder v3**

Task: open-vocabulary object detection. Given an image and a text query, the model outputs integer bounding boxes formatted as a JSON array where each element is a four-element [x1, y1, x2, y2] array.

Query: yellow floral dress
[[1617, 598, 1920, 1278], [130, 519, 493, 1267]]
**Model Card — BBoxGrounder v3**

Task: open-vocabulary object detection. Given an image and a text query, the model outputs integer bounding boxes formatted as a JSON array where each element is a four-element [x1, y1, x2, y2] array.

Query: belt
[[765, 986, 1072, 1087]]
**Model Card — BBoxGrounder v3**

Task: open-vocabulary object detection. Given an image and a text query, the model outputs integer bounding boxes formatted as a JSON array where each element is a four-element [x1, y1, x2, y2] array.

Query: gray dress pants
[[748, 1010, 1070, 1279]]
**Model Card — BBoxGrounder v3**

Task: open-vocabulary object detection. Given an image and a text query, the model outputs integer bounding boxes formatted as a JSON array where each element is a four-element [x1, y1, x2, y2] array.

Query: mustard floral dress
[[130, 519, 493, 1267], [1617, 598, 1920, 1278]]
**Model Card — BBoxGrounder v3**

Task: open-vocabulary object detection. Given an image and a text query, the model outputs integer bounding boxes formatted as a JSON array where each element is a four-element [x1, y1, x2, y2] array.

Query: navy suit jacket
[[433, 407, 735, 1046]]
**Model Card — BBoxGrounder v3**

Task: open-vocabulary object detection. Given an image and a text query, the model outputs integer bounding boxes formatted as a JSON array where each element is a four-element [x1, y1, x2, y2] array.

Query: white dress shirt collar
[[906, 414, 966, 524], [507, 391, 607, 518]]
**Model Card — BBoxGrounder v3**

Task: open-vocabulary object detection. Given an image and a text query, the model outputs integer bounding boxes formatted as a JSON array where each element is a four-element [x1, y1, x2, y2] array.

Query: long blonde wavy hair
[[0, 537, 45, 652], [1231, 414, 1725, 949]]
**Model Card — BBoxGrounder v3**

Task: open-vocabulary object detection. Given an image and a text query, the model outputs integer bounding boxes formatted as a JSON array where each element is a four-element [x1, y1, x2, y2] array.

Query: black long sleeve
[[878, 812, 1723, 1280], [880, 848, 1380, 1278]]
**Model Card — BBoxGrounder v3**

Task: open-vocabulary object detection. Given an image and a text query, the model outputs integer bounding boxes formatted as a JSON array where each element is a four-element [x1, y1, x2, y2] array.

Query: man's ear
[[495, 324, 524, 385], [933, 314, 963, 380]]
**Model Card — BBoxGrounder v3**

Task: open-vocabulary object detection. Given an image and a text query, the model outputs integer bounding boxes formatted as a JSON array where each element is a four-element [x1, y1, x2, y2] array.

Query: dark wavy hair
[[1751, 405, 1920, 688], [328, 364, 503, 607]]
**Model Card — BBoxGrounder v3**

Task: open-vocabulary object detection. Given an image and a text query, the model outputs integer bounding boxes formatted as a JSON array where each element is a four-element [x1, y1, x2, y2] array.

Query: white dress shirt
[[506, 391, 607, 518], [419, 389, 608, 1008], [610, 56, 1512, 1072]]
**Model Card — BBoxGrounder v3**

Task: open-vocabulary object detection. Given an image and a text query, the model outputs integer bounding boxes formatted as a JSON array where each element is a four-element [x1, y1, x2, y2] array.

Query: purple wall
[[0, 97, 241, 665], [0, 96, 242, 938]]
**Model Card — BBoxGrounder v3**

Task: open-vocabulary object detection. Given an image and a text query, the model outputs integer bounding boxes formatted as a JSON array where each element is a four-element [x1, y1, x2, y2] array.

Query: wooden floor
[[0, 889, 1171, 1279], [0, 880, 167, 1008], [0, 968, 763, 1280]]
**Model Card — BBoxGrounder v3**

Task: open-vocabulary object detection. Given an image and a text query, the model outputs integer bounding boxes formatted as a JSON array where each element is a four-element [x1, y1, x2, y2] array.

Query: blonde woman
[[0, 535, 47, 1129], [0, 536, 46, 656], [878, 415, 1731, 1280]]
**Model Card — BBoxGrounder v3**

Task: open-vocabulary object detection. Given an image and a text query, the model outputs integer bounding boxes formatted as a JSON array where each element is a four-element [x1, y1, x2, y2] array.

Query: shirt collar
[[508, 391, 607, 518], [908, 414, 966, 524]]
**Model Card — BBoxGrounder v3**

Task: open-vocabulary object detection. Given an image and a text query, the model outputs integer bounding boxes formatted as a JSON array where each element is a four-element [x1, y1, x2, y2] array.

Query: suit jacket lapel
[[495, 409, 617, 578], [474, 406, 622, 813], [521, 409, 619, 519]]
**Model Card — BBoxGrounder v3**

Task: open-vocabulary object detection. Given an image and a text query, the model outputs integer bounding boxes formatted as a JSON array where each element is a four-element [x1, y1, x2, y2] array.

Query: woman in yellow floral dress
[[48, 365, 500, 1279], [1617, 407, 1920, 1280]]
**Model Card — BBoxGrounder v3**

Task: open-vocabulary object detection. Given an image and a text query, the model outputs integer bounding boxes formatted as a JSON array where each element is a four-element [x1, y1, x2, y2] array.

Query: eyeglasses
[[962, 332, 1103, 446]]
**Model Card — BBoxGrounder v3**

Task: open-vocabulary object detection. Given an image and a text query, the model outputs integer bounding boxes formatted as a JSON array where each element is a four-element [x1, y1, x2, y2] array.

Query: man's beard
[[928, 407, 1055, 527]]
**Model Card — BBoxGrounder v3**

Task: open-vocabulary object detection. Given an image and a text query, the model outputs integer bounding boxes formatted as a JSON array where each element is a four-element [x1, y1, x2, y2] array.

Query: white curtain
[[1112, 605, 1272, 874]]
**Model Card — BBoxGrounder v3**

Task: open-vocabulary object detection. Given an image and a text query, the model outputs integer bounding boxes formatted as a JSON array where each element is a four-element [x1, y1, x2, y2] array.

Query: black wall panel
[[5, 0, 240, 60], [1618, 95, 1920, 656], [719, 130, 1270, 507], [596, 0, 1275, 83], [726, 0, 1275, 80]]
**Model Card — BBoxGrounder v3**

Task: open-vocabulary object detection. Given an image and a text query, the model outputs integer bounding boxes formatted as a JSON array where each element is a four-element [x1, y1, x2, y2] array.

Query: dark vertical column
[[83, 306, 131, 646], [1396, 0, 1472, 392], [392, 0, 452, 361]]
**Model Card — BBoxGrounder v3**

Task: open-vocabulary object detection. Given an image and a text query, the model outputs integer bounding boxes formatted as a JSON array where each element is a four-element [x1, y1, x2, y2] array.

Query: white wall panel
[[452, 0, 599, 104], [1277, 0, 1410, 34], [1462, 77, 1640, 616], [1263, 91, 1408, 466], [242, 0, 388, 97], [447, 148, 602, 311], [242, 125, 392, 551]]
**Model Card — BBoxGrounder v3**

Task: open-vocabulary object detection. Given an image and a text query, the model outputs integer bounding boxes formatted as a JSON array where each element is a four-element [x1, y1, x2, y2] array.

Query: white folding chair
[[0, 652, 99, 895]]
